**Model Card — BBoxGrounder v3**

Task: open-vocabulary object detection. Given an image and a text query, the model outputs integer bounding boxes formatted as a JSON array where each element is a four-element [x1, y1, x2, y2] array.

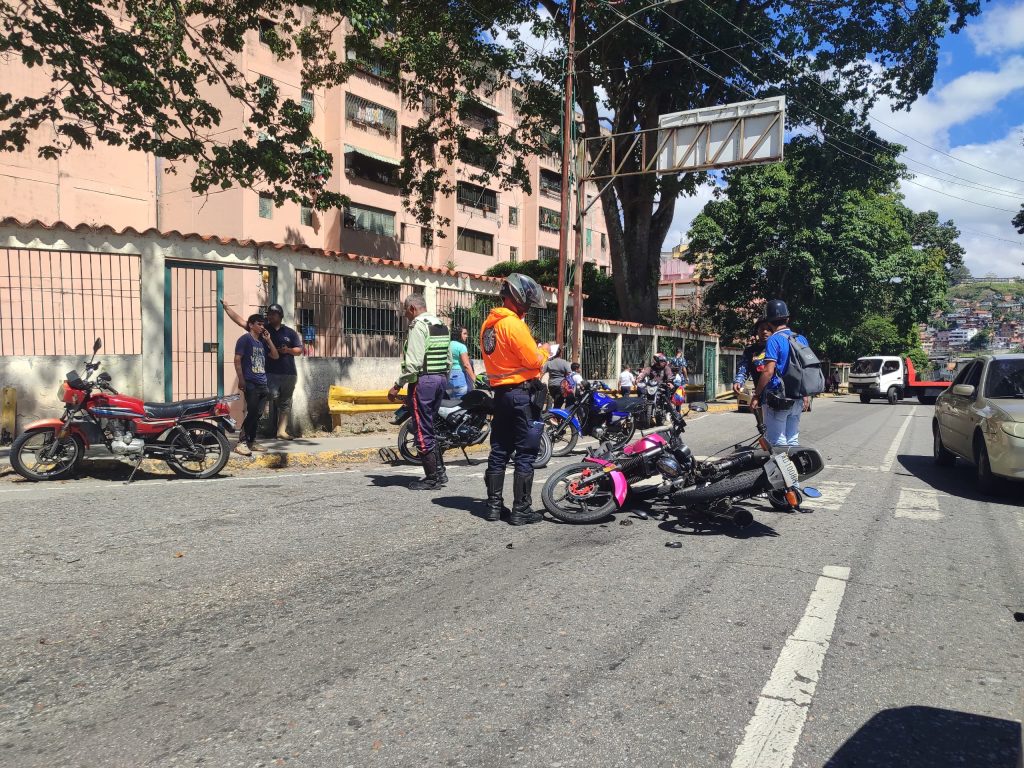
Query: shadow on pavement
[[897, 454, 1024, 508], [656, 509, 780, 539], [826, 705, 1021, 767], [365, 474, 418, 489]]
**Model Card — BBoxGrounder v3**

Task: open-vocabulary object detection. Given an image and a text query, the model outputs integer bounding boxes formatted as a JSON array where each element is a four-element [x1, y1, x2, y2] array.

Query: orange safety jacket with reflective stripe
[[481, 307, 546, 387]]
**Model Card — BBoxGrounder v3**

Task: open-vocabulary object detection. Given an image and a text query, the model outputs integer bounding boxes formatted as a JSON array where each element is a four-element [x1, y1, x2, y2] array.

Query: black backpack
[[780, 331, 825, 398]]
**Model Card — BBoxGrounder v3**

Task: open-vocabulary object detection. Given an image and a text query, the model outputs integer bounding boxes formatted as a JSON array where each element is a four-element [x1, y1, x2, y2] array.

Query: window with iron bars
[[457, 229, 493, 256], [456, 181, 497, 212], [344, 203, 396, 237], [345, 37, 399, 88], [295, 270, 416, 358], [621, 334, 654, 372], [301, 90, 314, 116], [582, 331, 616, 380], [508, 206, 519, 226], [458, 137, 498, 170], [257, 74, 274, 98], [538, 245, 559, 261], [0, 249, 142, 355], [458, 99, 498, 132], [346, 93, 397, 137], [539, 169, 561, 198], [539, 207, 561, 232]]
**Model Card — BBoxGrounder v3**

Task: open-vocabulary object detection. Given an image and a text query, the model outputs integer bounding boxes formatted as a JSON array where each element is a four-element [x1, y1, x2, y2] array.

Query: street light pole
[[555, 0, 578, 350]]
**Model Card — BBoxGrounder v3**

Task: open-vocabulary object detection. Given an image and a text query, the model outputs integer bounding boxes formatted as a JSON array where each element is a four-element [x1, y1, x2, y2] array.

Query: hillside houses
[[921, 280, 1024, 355]]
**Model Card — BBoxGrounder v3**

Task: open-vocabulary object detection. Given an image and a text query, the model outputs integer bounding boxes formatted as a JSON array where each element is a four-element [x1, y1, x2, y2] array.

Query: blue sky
[[666, 0, 1024, 277]]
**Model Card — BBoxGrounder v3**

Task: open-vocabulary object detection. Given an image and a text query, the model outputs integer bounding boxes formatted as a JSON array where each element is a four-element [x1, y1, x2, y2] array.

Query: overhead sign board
[[656, 96, 785, 174]]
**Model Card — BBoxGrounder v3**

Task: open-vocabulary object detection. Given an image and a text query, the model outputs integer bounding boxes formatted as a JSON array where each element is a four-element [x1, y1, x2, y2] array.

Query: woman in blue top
[[447, 326, 475, 397]]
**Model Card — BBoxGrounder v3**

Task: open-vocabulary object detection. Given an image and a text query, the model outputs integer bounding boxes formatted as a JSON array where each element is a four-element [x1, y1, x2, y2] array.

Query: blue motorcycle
[[544, 380, 641, 456]]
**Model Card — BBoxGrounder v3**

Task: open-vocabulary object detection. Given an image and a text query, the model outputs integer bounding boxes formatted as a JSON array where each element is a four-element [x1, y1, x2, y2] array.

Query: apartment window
[[343, 203, 396, 237], [509, 246, 519, 263], [345, 147, 400, 187], [258, 193, 274, 219], [300, 204, 313, 227], [508, 206, 519, 226], [346, 36, 399, 88], [601, 232, 607, 250], [258, 18, 275, 45], [459, 99, 499, 132], [423, 94, 436, 114], [456, 181, 497, 212], [599, 265, 608, 275], [539, 207, 561, 232], [421, 227, 434, 248], [457, 228, 494, 256], [458, 137, 497, 169], [301, 90, 314, 116], [257, 75, 274, 98], [538, 246, 559, 261], [539, 169, 561, 197], [346, 93, 398, 137]]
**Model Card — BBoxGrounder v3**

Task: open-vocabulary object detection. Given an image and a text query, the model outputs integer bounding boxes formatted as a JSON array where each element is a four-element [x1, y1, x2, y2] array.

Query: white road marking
[[880, 407, 917, 472], [825, 464, 883, 472], [732, 565, 851, 768], [894, 487, 943, 520], [806, 481, 855, 511]]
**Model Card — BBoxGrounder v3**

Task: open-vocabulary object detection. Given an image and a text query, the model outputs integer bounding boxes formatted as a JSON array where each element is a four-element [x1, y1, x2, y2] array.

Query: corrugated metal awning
[[344, 144, 401, 166]]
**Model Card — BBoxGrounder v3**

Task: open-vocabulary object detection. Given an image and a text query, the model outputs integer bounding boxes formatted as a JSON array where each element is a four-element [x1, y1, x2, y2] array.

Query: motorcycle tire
[[606, 416, 637, 451], [541, 463, 619, 523], [10, 428, 85, 482], [544, 413, 579, 457], [165, 423, 231, 479], [535, 432, 553, 469], [397, 421, 424, 464], [768, 487, 802, 510], [673, 469, 766, 507]]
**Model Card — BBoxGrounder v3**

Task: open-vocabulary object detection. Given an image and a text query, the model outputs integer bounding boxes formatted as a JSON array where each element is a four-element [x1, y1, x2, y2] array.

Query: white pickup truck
[[848, 356, 951, 405]]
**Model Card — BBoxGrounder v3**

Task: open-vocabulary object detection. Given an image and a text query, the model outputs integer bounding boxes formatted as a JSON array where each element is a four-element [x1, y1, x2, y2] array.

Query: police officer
[[481, 273, 550, 525], [388, 293, 452, 490]]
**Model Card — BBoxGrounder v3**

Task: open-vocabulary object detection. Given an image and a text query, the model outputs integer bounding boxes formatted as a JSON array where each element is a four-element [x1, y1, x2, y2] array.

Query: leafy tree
[[906, 346, 931, 372], [849, 315, 904, 359], [486, 257, 619, 319], [969, 329, 991, 350]]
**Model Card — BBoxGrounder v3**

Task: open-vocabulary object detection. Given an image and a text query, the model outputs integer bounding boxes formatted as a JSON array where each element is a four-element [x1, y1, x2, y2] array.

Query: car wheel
[[932, 422, 955, 467], [886, 386, 899, 405], [859, 393, 871, 404], [974, 437, 1000, 496]]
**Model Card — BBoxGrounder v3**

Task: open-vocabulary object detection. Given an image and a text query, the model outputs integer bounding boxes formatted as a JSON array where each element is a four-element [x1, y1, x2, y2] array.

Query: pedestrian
[[232, 314, 280, 455], [480, 273, 550, 525], [222, 300, 303, 439], [544, 344, 573, 408], [830, 368, 842, 394], [750, 299, 811, 446], [618, 365, 635, 397], [571, 363, 584, 388], [447, 325, 475, 398], [670, 348, 689, 386], [387, 293, 452, 490]]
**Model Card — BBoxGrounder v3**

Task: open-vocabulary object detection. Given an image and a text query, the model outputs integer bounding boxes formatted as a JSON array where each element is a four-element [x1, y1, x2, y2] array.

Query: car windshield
[[852, 359, 882, 374], [983, 359, 1024, 399]]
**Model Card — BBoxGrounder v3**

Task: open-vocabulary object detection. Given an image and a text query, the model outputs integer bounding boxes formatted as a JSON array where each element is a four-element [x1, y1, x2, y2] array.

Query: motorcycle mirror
[[802, 487, 822, 499], [93, 338, 102, 352]]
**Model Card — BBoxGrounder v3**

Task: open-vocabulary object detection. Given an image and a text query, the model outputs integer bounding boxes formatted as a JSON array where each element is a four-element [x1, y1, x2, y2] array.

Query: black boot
[[410, 450, 441, 490], [483, 470, 509, 521], [509, 471, 543, 525], [434, 448, 448, 487]]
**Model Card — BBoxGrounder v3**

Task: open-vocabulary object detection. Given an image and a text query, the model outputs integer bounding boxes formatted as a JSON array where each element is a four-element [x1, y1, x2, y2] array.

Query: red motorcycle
[[10, 338, 239, 482]]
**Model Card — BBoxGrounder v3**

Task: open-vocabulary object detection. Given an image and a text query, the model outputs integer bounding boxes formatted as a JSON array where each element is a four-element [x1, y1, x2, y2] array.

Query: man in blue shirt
[[233, 314, 280, 455], [750, 300, 810, 446]]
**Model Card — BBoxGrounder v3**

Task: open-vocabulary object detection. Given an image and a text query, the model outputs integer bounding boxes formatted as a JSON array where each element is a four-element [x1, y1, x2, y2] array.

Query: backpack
[[560, 377, 576, 400], [780, 332, 825, 398]]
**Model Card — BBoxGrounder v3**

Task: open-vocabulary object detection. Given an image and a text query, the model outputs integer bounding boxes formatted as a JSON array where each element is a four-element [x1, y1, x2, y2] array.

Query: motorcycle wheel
[[535, 432, 552, 469], [767, 487, 802, 510], [606, 416, 637, 451], [544, 413, 579, 457], [541, 463, 619, 523], [10, 428, 85, 482], [397, 421, 424, 464], [673, 469, 765, 507], [165, 423, 231, 479]]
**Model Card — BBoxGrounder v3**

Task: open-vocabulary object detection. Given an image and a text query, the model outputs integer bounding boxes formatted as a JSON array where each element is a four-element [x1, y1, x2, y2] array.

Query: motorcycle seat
[[144, 397, 220, 419], [440, 398, 463, 409], [614, 396, 645, 412]]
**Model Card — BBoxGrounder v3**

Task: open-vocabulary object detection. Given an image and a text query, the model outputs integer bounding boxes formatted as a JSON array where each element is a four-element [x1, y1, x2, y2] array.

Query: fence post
[[613, 332, 623, 377], [141, 241, 166, 401]]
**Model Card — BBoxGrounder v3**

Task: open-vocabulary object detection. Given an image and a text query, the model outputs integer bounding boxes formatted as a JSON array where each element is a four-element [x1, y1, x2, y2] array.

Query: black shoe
[[484, 470, 509, 521], [410, 450, 441, 491], [409, 476, 445, 490], [509, 471, 544, 525], [434, 448, 449, 487]]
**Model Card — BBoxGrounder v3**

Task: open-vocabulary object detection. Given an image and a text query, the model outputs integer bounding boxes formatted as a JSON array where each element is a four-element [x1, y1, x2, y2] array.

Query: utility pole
[[572, 139, 585, 360], [555, 0, 577, 350]]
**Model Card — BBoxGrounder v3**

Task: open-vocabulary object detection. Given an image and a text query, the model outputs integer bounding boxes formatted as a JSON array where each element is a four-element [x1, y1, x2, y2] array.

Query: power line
[[688, 0, 1024, 186]]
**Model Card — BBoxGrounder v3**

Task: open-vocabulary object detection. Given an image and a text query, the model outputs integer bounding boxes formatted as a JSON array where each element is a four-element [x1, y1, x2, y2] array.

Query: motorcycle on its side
[[392, 384, 552, 469], [541, 402, 824, 525], [10, 338, 239, 482], [544, 379, 643, 457]]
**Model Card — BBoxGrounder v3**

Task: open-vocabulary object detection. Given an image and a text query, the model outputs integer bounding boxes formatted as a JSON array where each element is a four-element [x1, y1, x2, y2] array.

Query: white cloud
[[967, 1, 1024, 54], [666, 184, 717, 249]]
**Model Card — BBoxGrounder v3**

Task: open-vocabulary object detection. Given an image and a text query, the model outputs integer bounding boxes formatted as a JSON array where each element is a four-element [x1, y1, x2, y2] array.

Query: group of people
[[618, 351, 688, 397]]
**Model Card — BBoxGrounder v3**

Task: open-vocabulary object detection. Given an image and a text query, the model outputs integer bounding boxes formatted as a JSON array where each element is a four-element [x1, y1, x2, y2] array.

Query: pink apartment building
[[0, 22, 611, 277]]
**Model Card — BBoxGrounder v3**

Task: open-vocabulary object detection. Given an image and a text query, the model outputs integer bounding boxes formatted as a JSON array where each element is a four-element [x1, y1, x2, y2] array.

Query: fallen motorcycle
[[544, 379, 642, 456], [541, 401, 824, 525], [10, 338, 238, 483]]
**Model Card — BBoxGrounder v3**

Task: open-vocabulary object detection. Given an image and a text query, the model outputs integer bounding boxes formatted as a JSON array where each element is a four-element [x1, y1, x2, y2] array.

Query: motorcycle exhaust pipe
[[710, 507, 754, 528]]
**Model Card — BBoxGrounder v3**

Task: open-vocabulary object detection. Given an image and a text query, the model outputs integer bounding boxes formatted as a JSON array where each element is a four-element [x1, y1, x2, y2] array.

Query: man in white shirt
[[618, 365, 636, 396]]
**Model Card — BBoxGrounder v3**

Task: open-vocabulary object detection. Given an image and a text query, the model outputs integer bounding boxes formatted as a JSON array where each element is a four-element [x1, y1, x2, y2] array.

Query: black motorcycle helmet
[[500, 273, 547, 314], [652, 352, 668, 369], [760, 299, 789, 324]]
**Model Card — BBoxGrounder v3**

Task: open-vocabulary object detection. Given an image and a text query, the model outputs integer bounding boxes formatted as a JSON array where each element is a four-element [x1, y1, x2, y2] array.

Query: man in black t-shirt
[[223, 300, 304, 439]]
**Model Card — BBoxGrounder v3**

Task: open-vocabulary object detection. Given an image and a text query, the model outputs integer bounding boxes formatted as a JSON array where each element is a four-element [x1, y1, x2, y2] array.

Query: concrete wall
[[0, 354, 143, 432]]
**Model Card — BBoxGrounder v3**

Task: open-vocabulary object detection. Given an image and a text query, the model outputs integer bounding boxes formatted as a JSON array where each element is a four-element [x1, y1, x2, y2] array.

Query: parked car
[[932, 354, 1024, 493]]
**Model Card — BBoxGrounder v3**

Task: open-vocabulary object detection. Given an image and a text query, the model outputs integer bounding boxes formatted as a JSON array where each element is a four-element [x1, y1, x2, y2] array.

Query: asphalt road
[[1, 397, 1021, 768]]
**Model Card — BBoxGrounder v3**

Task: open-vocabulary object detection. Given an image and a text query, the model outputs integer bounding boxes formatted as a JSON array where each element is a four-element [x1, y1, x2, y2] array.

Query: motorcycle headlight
[[656, 456, 682, 478], [999, 421, 1024, 439], [58, 383, 67, 401]]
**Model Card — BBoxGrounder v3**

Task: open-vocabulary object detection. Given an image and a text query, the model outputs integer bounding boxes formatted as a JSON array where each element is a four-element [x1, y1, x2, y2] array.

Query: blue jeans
[[764, 399, 803, 446]]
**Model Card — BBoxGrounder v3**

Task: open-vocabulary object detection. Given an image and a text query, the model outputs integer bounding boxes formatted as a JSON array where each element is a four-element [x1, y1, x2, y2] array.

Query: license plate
[[773, 454, 800, 486]]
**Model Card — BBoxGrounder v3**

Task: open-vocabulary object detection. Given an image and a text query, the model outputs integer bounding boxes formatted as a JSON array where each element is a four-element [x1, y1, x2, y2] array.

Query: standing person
[[750, 299, 811, 447], [618, 365, 635, 397], [670, 348, 689, 387], [570, 362, 584, 388], [544, 344, 573, 408], [734, 320, 772, 427], [480, 273, 550, 526], [233, 314, 279, 455], [447, 325, 475, 398], [221, 300, 303, 439], [387, 294, 451, 490]]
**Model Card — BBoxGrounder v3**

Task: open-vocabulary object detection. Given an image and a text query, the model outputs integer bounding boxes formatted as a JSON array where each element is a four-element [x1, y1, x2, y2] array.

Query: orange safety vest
[[480, 307, 546, 387]]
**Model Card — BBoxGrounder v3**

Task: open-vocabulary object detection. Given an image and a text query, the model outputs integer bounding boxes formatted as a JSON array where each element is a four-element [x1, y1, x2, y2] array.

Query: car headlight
[[999, 422, 1024, 439]]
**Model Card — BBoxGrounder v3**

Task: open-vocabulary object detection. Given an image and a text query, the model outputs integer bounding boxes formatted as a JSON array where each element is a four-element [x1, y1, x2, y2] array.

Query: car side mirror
[[93, 338, 102, 352], [952, 384, 975, 398]]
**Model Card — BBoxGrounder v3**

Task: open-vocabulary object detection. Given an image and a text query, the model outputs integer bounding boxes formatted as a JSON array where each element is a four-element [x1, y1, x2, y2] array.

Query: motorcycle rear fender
[[547, 408, 581, 434], [21, 418, 92, 448], [177, 417, 234, 435], [582, 456, 628, 507]]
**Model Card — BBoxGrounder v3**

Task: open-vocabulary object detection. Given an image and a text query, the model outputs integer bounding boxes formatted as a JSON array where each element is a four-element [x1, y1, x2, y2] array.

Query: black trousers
[[242, 382, 269, 444], [488, 385, 543, 475]]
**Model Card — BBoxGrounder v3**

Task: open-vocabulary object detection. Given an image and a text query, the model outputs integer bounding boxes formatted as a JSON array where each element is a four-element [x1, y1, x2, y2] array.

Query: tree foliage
[[485, 257, 619, 319], [688, 139, 960, 361]]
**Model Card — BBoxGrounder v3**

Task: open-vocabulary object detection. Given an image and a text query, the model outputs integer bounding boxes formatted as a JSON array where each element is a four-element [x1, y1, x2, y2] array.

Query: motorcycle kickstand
[[124, 454, 145, 485], [461, 446, 481, 466]]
